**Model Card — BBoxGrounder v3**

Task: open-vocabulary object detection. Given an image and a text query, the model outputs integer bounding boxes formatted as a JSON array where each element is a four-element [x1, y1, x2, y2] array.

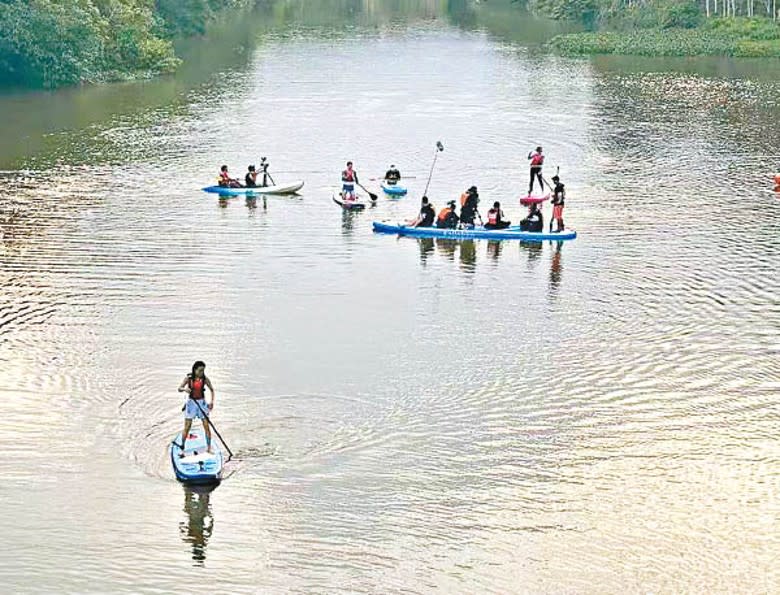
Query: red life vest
[[530, 153, 544, 166], [487, 209, 499, 224], [342, 169, 355, 182], [188, 375, 207, 400]]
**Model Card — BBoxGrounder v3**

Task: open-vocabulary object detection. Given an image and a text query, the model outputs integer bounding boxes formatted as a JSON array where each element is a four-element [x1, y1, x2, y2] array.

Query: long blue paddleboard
[[372, 221, 577, 241], [170, 429, 223, 484]]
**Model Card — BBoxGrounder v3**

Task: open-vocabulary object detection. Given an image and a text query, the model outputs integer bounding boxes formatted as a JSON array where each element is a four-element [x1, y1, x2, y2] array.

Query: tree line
[[0, 0, 260, 89]]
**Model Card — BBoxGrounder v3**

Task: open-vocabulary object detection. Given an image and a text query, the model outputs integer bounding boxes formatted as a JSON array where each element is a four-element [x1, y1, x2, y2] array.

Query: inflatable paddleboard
[[381, 181, 407, 196], [372, 221, 576, 241], [170, 429, 223, 484], [333, 193, 367, 210], [520, 193, 550, 205]]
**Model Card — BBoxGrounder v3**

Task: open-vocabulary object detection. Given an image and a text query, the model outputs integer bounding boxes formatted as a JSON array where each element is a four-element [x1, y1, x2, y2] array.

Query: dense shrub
[[0, 0, 255, 89]]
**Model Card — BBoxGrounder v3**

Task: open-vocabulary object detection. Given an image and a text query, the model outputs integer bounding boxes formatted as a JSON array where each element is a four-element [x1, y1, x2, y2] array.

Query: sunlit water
[[1, 3, 778, 593]]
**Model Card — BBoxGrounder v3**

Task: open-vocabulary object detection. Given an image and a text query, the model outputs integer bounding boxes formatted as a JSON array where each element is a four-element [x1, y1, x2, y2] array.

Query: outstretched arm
[[178, 376, 190, 393]]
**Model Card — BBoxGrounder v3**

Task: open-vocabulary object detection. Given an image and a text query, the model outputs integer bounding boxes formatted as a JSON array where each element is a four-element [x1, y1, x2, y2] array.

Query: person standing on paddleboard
[[177, 361, 216, 456], [550, 174, 566, 232], [342, 161, 359, 201], [527, 146, 544, 195]]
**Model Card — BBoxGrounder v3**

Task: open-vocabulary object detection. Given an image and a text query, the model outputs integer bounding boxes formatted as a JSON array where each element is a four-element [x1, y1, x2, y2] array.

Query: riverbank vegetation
[[0, 0, 260, 89], [521, 0, 780, 56]]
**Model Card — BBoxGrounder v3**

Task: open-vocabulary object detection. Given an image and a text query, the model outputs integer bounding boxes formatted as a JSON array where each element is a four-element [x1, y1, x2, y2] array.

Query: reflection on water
[[548, 240, 564, 294], [179, 486, 216, 566]]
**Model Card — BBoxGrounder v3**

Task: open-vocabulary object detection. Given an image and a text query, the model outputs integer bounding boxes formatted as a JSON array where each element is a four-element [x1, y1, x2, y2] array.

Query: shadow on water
[[179, 484, 217, 567]]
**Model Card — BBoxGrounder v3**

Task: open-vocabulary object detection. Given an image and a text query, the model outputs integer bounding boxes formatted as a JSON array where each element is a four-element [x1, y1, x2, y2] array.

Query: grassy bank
[[545, 9, 780, 57]]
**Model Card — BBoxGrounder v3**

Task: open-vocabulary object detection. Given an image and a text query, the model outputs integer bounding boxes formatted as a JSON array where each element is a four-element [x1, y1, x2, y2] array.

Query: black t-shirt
[[245, 173, 257, 187], [385, 169, 400, 180], [420, 204, 435, 226], [552, 182, 565, 206]]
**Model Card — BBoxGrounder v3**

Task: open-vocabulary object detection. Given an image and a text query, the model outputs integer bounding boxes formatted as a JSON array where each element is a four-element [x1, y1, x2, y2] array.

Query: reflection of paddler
[[549, 241, 563, 290], [180, 486, 214, 565]]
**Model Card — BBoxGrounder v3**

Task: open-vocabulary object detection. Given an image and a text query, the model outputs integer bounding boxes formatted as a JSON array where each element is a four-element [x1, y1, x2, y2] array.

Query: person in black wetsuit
[[459, 186, 480, 228], [520, 203, 544, 232], [485, 201, 511, 230], [407, 196, 436, 227]]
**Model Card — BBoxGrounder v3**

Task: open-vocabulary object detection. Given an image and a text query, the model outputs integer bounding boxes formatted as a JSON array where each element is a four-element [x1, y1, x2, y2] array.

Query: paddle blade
[[436, 141, 444, 152]]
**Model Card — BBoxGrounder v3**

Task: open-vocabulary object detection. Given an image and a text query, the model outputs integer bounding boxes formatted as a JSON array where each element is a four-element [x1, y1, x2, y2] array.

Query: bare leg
[[202, 419, 213, 453], [180, 418, 193, 456]]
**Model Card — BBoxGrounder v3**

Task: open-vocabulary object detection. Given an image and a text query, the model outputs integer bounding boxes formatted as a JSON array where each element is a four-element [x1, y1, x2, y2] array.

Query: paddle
[[357, 180, 378, 202], [192, 399, 234, 460], [423, 141, 445, 197], [541, 166, 560, 192]]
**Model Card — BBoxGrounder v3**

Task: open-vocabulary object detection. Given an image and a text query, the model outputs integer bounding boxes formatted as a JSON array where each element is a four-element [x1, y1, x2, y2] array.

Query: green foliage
[[0, 0, 254, 89], [529, 0, 599, 25], [660, 1, 702, 29], [705, 16, 780, 39], [548, 27, 780, 56]]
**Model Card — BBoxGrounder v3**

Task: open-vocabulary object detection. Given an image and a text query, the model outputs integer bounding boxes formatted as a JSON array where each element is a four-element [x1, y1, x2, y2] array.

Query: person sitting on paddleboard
[[407, 196, 436, 228], [520, 202, 544, 232], [342, 161, 359, 200], [550, 174, 565, 232], [485, 201, 511, 230], [245, 165, 259, 188], [218, 165, 243, 188], [384, 165, 401, 184], [177, 361, 216, 456], [436, 200, 459, 229], [527, 146, 544, 195], [459, 186, 480, 228]]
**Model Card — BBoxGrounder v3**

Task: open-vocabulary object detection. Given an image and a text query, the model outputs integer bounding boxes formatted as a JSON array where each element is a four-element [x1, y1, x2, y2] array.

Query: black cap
[[468, 186, 477, 192]]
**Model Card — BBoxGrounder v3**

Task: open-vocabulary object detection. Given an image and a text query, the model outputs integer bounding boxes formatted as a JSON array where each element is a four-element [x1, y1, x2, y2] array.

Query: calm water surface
[[1, 1, 778, 593]]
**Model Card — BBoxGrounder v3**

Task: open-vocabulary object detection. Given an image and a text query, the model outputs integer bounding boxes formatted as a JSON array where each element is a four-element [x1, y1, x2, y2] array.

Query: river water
[[1, 1, 778, 592]]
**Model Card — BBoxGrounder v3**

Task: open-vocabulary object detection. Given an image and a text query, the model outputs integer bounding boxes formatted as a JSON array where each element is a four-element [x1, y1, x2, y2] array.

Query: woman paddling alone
[[177, 361, 216, 456]]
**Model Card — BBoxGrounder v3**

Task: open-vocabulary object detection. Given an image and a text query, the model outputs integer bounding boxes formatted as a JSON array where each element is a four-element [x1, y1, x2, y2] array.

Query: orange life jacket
[[438, 207, 452, 221], [460, 192, 468, 207]]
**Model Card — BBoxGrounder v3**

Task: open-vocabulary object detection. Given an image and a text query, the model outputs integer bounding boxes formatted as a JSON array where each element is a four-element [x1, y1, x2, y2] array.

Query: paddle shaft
[[193, 399, 234, 459], [423, 142, 445, 196]]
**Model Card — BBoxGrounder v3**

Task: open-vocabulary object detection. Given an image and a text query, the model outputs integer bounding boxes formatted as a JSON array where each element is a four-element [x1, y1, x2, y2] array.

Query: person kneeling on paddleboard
[[550, 175, 566, 232], [527, 146, 544, 195], [520, 202, 544, 232], [407, 196, 436, 228], [385, 164, 401, 184], [177, 361, 216, 456], [342, 161, 359, 201], [459, 186, 480, 228], [485, 201, 511, 230], [218, 165, 243, 188], [436, 201, 459, 229]]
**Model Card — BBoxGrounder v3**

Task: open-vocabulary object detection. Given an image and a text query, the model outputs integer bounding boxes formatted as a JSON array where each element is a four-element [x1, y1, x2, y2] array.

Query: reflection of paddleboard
[[170, 429, 223, 484], [520, 194, 550, 205], [332, 194, 366, 210]]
